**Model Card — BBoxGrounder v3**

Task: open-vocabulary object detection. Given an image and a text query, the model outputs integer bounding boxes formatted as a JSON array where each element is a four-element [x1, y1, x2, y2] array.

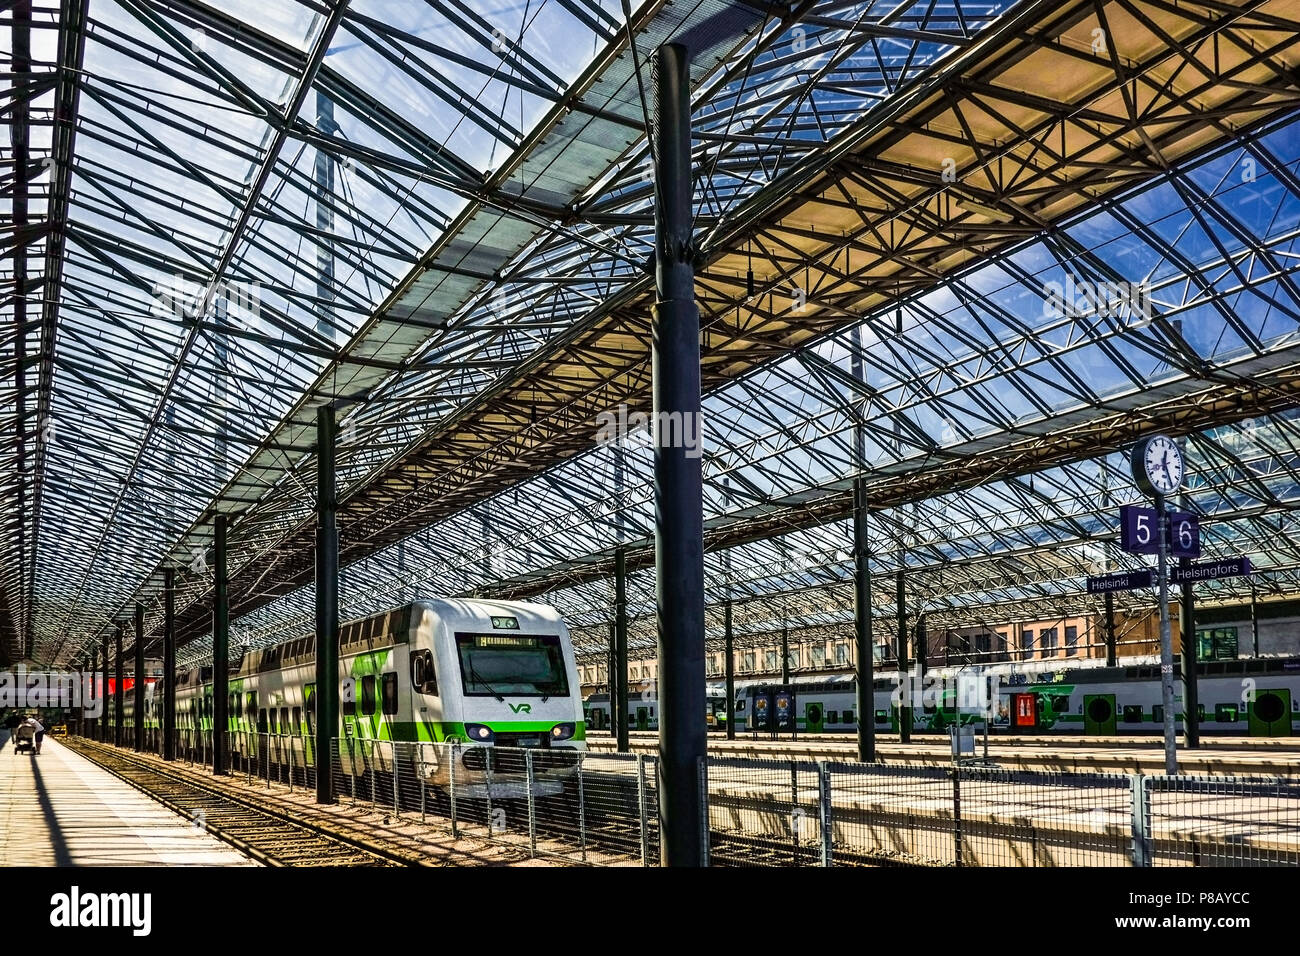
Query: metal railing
[[698, 756, 1300, 867], [90, 731, 1300, 867]]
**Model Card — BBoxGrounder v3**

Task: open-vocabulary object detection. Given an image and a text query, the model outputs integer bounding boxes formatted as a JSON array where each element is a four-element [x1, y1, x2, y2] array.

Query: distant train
[[584, 657, 1300, 737], [107, 599, 586, 792], [583, 686, 741, 732]]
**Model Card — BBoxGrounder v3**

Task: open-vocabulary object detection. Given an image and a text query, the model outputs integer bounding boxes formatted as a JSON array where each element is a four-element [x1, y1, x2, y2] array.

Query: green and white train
[[115, 598, 586, 790]]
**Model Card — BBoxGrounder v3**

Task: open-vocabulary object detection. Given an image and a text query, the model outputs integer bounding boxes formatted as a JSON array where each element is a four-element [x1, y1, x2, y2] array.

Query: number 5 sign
[[1120, 504, 1160, 554]]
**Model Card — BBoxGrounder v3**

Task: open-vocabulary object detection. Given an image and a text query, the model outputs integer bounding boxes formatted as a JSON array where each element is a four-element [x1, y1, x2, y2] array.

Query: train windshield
[[455, 633, 571, 698]]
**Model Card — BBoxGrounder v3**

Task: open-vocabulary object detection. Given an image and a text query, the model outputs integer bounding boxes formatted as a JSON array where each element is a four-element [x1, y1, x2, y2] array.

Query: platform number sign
[[1167, 511, 1201, 559], [1120, 504, 1201, 557], [1119, 504, 1160, 555]]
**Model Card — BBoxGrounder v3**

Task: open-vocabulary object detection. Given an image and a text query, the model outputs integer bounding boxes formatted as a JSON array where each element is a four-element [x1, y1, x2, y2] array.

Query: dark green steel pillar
[[1104, 591, 1117, 666], [853, 476, 874, 762], [213, 513, 230, 774], [780, 617, 790, 684], [615, 546, 629, 753], [896, 569, 910, 743], [916, 612, 928, 681], [724, 599, 736, 740], [133, 603, 145, 751], [163, 567, 176, 761], [100, 633, 108, 742], [1250, 583, 1260, 657], [89, 648, 98, 740], [114, 624, 124, 747], [316, 403, 340, 803], [607, 620, 617, 736], [1179, 554, 1200, 748], [651, 41, 705, 867]]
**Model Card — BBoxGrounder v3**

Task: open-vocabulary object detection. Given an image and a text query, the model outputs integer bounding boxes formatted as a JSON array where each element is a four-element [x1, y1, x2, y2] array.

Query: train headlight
[[465, 723, 494, 742], [550, 722, 575, 741]]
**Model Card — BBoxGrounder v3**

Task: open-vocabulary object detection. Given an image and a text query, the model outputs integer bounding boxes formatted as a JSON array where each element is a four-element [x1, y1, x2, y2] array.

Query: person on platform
[[25, 716, 45, 755]]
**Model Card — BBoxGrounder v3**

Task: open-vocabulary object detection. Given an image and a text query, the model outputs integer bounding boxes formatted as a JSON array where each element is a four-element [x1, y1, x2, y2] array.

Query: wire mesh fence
[[79, 730, 1300, 867], [1145, 775, 1300, 866], [325, 739, 657, 865], [701, 757, 825, 866]]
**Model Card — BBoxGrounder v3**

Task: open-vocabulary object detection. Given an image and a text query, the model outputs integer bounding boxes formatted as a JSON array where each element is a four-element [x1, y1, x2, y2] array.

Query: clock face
[[1135, 435, 1183, 495]]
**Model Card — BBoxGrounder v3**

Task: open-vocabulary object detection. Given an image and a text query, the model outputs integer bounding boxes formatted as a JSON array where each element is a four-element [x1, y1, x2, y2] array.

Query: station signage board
[[1086, 569, 1155, 593], [1171, 557, 1252, 584]]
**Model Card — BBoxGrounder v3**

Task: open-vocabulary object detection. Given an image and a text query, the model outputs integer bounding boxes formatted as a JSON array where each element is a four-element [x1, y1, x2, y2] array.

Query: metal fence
[[700, 756, 1300, 867], [103, 730, 1300, 867]]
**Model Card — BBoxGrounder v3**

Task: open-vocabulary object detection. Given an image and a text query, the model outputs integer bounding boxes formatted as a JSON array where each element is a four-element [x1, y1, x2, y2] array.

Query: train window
[[735, 700, 746, 712], [246, 693, 257, 719], [1122, 705, 1142, 723], [875, 709, 889, 724], [843, 709, 854, 723], [1152, 705, 1164, 723], [1215, 704, 1238, 723], [382, 673, 398, 715], [257, 709, 268, 734], [361, 675, 377, 717], [1197, 704, 1206, 722], [1051, 695, 1070, 714], [411, 650, 438, 695], [280, 707, 290, 733], [827, 711, 838, 723], [292, 707, 302, 733], [305, 685, 316, 734]]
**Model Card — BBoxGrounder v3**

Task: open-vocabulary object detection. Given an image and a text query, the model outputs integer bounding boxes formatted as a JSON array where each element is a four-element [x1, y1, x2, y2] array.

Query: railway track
[[64, 738, 413, 867]]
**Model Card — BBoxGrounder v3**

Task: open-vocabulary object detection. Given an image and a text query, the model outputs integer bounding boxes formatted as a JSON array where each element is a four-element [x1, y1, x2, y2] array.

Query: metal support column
[[163, 568, 176, 760], [1250, 582, 1260, 657], [896, 569, 910, 743], [615, 546, 629, 753], [1104, 590, 1118, 666], [780, 617, 790, 684], [1179, 554, 1199, 749], [133, 603, 145, 751], [651, 41, 705, 867], [853, 480, 875, 761], [316, 403, 340, 803], [100, 634, 108, 742], [114, 624, 124, 747], [89, 648, 98, 740], [724, 599, 735, 740], [1154, 493, 1177, 774], [213, 513, 230, 774], [916, 611, 928, 683]]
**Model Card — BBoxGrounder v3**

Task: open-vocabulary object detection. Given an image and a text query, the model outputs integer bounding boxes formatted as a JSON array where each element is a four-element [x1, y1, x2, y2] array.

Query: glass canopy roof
[[4, 0, 1300, 668]]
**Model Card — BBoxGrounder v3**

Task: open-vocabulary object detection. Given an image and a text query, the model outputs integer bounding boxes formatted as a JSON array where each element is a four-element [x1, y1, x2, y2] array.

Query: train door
[[805, 701, 824, 734], [635, 706, 648, 731], [1011, 693, 1037, 730], [1248, 688, 1292, 737], [1083, 694, 1118, 735]]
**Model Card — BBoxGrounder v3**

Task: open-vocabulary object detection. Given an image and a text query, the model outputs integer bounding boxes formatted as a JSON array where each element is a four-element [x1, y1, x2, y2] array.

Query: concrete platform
[[0, 732, 256, 866], [589, 733, 1300, 776]]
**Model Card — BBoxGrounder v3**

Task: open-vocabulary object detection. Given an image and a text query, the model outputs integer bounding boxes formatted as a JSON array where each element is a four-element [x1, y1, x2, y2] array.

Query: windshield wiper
[[468, 662, 505, 703]]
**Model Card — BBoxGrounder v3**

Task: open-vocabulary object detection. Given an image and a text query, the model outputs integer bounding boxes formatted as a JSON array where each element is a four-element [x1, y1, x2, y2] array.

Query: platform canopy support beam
[[213, 512, 230, 774], [133, 603, 144, 751], [615, 546, 629, 753], [163, 567, 176, 761], [114, 623, 124, 747], [316, 403, 340, 804], [896, 570, 910, 744], [651, 41, 705, 868]]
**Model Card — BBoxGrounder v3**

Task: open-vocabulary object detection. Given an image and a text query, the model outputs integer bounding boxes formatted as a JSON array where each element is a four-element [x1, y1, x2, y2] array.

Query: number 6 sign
[[1167, 511, 1201, 558]]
